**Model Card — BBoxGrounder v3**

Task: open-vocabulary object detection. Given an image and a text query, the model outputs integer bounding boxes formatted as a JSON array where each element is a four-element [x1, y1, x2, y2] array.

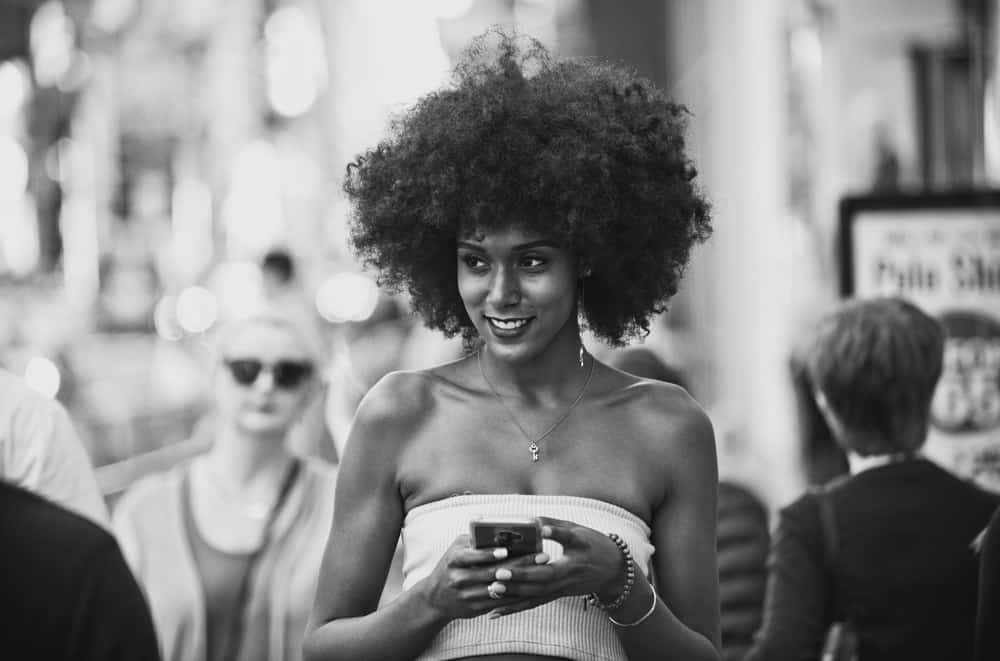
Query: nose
[[486, 266, 521, 308], [252, 368, 277, 393]]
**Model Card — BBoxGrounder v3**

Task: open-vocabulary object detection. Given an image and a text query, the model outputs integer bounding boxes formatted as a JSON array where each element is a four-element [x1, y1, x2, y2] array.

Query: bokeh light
[[176, 286, 219, 334], [24, 356, 61, 398], [0, 136, 29, 202], [315, 272, 380, 323], [154, 295, 185, 341], [0, 60, 29, 120]]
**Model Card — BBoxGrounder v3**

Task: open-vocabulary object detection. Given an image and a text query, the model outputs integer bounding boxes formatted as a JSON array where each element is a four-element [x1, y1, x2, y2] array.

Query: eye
[[459, 253, 489, 272], [519, 254, 547, 271]]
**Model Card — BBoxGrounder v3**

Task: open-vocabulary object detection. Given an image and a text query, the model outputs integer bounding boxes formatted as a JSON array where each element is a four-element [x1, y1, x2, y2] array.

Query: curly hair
[[345, 28, 711, 346]]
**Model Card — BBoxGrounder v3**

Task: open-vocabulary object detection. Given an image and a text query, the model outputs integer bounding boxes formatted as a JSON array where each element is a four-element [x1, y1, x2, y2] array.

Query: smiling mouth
[[486, 316, 532, 331]]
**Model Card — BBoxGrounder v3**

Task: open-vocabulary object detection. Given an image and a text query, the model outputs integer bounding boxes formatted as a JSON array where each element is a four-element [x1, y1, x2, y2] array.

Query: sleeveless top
[[401, 494, 655, 661]]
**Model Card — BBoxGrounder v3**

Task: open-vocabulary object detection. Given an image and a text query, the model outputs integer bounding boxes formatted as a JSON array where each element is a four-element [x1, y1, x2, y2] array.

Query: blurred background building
[[0, 0, 998, 509]]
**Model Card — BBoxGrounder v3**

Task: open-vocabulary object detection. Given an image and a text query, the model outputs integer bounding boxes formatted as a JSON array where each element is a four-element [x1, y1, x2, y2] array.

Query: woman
[[745, 297, 1000, 661], [113, 310, 337, 661], [304, 30, 718, 661]]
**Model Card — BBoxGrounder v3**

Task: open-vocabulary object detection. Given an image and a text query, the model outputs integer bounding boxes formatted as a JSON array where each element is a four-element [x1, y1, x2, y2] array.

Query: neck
[[480, 330, 587, 403], [208, 424, 293, 486]]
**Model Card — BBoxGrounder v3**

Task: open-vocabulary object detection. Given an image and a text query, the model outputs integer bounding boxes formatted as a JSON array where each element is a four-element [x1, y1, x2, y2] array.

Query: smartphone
[[470, 517, 543, 557]]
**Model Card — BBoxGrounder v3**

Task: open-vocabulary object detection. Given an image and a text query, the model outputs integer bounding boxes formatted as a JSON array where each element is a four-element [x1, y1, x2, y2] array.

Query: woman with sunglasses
[[304, 30, 718, 661], [113, 310, 337, 661]]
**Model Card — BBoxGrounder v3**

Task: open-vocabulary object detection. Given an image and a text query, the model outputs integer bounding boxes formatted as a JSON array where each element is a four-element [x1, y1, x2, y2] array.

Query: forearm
[[303, 581, 450, 661], [612, 577, 721, 661]]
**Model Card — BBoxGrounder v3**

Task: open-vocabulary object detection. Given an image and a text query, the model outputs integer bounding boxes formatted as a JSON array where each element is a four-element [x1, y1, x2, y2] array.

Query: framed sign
[[840, 191, 1000, 492]]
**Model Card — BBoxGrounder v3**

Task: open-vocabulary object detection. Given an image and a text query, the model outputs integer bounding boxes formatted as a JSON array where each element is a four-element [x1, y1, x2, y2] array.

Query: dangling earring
[[577, 274, 589, 333], [579, 344, 585, 367]]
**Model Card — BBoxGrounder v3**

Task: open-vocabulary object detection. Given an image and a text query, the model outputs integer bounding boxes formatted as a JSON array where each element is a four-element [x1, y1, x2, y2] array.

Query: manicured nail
[[493, 547, 509, 560], [541, 525, 553, 538], [495, 568, 512, 581], [534, 552, 550, 564], [488, 610, 503, 619], [489, 581, 507, 594]]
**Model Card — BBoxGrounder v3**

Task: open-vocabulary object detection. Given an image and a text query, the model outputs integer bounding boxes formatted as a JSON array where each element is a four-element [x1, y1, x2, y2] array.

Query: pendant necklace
[[478, 348, 595, 462]]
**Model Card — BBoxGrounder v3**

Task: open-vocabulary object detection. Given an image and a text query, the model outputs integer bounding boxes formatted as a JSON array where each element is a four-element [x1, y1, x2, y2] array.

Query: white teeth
[[489, 317, 529, 330]]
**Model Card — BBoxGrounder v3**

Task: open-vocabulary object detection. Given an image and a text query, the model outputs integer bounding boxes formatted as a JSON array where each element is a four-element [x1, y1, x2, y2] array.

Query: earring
[[579, 345, 585, 367]]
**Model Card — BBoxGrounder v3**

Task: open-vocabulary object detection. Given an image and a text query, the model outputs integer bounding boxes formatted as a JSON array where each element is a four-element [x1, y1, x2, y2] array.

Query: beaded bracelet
[[608, 585, 658, 627], [585, 532, 636, 611]]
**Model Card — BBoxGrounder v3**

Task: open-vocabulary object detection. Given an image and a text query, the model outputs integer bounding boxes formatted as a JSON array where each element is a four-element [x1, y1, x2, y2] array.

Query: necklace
[[478, 348, 595, 462]]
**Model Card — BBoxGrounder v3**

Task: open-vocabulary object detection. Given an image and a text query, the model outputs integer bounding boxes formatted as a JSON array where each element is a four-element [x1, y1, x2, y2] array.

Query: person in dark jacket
[[608, 346, 769, 661], [745, 297, 1000, 661], [0, 478, 161, 660], [975, 504, 1000, 661]]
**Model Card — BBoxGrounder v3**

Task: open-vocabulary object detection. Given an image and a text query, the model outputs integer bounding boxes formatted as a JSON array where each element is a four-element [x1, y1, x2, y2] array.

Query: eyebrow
[[456, 239, 561, 251]]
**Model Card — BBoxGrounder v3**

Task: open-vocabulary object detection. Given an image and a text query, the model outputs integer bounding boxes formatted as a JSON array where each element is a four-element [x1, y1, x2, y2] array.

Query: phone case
[[470, 518, 543, 557]]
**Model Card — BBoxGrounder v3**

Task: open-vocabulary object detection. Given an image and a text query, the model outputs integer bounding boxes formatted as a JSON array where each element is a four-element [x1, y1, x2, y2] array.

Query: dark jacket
[[0, 480, 161, 660], [744, 458, 999, 661], [717, 481, 770, 661], [975, 505, 1000, 661]]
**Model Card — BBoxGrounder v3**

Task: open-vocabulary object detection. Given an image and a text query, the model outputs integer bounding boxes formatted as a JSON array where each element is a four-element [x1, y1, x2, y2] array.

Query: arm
[[303, 373, 516, 661], [743, 497, 829, 661], [616, 398, 721, 661]]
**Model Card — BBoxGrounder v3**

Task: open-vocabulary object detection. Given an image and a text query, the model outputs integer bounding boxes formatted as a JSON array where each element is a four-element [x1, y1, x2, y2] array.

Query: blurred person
[[974, 505, 1000, 661], [0, 478, 160, 660], [606, 347, 769, 661], [304, 29, 719, 661], [112, 310, 337, 661], [259, 248, 337, 465], [0, 366, 108, 526], [745, 297, 1000, 661]]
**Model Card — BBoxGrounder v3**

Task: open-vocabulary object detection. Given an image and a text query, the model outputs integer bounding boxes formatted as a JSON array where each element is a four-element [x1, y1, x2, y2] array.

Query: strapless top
[[401, 494, 654, 661]]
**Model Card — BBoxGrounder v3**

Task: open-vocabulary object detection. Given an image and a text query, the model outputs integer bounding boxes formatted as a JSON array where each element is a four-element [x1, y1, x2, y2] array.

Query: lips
[[487, 316, 531, 330], [485, 315, 534, 337]]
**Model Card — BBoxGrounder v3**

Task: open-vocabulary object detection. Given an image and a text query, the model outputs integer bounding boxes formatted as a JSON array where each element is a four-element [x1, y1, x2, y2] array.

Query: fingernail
[[534, 552, 549, 564], [488, 610, 503, 619], [541, 525, 553, 538], [495, 568, 512, 581], [493, 547, 509, 559]]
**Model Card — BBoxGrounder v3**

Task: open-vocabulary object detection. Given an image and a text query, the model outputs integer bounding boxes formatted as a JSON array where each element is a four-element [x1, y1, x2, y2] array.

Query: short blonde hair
[[211, 306, 329, 380]]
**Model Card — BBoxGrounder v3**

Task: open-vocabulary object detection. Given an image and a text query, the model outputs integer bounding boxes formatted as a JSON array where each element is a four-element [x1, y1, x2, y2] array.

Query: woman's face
[[214, 321, 316, 438], [457, 225, 580, 364]]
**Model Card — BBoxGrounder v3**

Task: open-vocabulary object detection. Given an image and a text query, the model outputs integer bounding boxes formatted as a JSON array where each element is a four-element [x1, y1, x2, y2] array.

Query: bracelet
[[608, 585, 658, 628], [585, 532, 636, 610]]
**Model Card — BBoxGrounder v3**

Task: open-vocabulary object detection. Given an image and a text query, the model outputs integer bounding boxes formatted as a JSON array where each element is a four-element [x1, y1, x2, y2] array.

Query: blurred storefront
[[1, 0, 998, 507]]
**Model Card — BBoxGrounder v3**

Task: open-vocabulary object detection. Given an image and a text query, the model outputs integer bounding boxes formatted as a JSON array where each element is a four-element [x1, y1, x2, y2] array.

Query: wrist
[[586, 532, 636, 610], [413, 579, 454, 627]]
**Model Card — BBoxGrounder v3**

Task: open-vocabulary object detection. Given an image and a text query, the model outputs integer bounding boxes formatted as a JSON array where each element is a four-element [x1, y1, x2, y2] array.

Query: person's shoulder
[[301, 456, 338, 493], [347, 368, 447, 457], [614, 371, 714, 451], [355, 368, 439, 425], [112, 465, 183, 519], [1, 480, 113, 558], [0, 367, 64, 419]]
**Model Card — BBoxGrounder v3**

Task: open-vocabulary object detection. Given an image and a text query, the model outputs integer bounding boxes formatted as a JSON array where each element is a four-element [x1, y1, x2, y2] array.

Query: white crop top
[[401, 494, 655, 661]]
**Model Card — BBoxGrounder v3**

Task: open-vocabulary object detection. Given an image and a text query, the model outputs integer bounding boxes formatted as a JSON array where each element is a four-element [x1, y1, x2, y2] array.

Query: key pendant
[[529, 442, 540, 462]]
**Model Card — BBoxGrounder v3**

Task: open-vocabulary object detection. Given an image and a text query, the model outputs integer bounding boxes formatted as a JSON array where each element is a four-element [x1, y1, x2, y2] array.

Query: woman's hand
[[486, 516, 628, 617], [419, 534, 552, 621]]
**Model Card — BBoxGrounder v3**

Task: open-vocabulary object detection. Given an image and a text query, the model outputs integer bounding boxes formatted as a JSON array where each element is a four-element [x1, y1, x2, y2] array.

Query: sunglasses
[[223, 359, 314, 389]]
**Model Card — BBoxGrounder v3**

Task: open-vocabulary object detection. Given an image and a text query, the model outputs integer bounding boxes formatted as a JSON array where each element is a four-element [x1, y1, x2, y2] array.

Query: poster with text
[[841, 193, 1000, 493]]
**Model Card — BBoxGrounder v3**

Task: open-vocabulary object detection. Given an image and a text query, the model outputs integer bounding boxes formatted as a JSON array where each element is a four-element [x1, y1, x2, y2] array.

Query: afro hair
[[345, 28, 711, 346]]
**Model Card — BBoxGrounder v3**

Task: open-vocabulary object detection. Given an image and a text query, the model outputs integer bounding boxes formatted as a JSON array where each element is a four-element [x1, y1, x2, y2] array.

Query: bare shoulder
[[608, 368, 716, 462], [346, 363, 470, 461], [349, 369, 438, 451]]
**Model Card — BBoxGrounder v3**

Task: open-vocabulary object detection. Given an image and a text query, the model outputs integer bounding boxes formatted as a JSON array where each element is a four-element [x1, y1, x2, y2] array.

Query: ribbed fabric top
[[402, 494, 654, 661]]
